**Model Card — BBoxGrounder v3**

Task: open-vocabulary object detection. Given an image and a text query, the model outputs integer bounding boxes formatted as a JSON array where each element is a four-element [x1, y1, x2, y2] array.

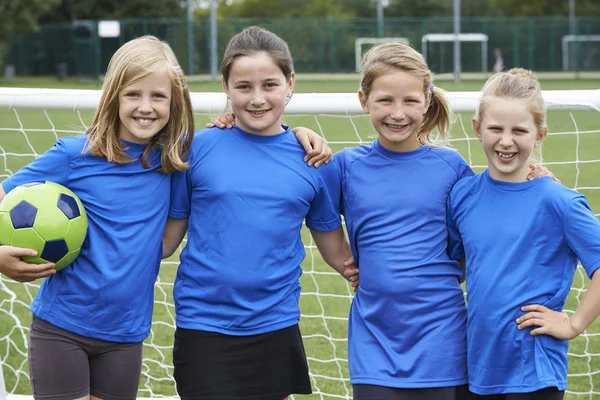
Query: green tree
[[217, 0, 355, 18], [0, 0, 60, 39], [40, 0, 186, 22], [491, 0, 600, 17], [197, 0, 600, 19]]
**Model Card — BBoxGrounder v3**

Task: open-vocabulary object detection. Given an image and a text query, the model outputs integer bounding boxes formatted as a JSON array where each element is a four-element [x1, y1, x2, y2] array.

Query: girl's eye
[[378, 99, 391, 103], [125, 92, 139, 97], [265, 83, 278, 88]]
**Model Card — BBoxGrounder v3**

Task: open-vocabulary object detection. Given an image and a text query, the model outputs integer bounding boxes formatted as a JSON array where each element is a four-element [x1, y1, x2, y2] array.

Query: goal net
[[422, 33, 488, 74], [354, 38, 410, 72], [562, 35, 600, 72], [1, 88, 600, 400]]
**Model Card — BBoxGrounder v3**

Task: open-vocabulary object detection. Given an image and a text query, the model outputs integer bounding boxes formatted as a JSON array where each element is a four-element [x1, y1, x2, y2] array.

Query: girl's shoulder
[[429, 146, 474, 180], [429, 146, 469, 165], [333, 142, 377, 167], [55, 134, 90, 159]]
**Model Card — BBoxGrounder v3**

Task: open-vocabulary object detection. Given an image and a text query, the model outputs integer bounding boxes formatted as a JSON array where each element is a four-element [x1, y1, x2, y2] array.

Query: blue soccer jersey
[[325, 140, 473, 388], [2, 135, 169, 342], [447, 170, 600, 394], [169, 126, 341, 336]]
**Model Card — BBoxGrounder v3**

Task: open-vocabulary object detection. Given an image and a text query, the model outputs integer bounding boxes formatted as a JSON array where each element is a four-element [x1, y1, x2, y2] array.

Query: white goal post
[[2, 87, 600, 113], [562, 35, 600, 71], [355, 37, 410, 72], [422, 33, 489, 73], [1, 87, 600, 400]]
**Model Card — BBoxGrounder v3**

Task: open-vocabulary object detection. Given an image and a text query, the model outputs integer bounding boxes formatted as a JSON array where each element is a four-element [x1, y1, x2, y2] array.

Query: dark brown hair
[[221, 26, 294, 86]]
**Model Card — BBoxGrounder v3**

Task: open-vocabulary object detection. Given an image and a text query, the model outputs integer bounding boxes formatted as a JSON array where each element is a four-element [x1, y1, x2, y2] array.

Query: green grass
[[1, 77, 600, 399]]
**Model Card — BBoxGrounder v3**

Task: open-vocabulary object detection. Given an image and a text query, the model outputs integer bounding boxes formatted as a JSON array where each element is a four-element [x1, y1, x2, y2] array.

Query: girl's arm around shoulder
[[206, 113, 333, 167], [310, 227, 358, 290], [162, 217, 188, 259], [290, 127, 332, 168]]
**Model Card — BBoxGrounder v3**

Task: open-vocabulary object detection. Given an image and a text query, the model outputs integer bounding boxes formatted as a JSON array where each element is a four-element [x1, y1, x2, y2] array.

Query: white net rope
[[1, 89, 600, 400]]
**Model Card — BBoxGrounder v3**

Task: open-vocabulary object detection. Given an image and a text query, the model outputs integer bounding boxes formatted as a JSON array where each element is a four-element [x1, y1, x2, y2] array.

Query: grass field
[[1, 76, 600, 399]]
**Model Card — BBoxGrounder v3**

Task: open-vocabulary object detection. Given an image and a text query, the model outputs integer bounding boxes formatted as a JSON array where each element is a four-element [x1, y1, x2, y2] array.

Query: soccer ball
[[0, 182, 88, 271]]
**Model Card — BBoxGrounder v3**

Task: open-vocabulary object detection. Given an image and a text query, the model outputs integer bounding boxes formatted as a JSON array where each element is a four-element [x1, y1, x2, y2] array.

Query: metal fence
[[3, 17, 600, 77]]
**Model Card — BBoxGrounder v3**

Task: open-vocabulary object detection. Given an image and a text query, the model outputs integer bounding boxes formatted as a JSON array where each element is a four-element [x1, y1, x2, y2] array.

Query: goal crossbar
[[1, 88, 599, 114]]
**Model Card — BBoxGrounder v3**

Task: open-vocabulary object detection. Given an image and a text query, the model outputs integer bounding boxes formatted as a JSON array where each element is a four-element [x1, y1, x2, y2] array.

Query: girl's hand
[[516, 304, 580, 340], [527, 165, 560, 182], [206, 113, 236, 129], [343, 256, 359, 292], [292, 127, 332, 167], [0, 246, 56, 282]]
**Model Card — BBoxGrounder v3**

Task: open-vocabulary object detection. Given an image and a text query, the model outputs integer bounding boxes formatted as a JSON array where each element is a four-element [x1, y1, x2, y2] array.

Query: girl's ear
[[358, 89, 369, 114], [221, 75, 229, 97], [424, 92, 432, 114], [472, 118, 482, 141], [287, 71, 296, 95], [536, 126, 548, 145]]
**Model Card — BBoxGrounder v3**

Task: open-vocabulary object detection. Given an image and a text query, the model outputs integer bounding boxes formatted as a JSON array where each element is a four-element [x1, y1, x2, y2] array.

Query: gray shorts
[[28, 314, 143, 400]]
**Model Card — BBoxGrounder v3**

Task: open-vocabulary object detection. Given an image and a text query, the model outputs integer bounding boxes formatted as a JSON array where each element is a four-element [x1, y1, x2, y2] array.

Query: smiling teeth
[[386, 123, 406, 129], [249, 110, 266, 115], [136, 118, 153, 124], [497, 152, 516, 159]]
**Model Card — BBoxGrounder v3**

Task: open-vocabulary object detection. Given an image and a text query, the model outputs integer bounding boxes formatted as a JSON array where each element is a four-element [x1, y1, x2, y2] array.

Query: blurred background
[[1, 0, 599, 80]]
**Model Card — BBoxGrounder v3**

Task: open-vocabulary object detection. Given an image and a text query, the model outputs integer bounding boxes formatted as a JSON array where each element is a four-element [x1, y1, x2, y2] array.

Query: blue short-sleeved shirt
[[2, 135, 169, 342], [447, 170, 600, 394], [322, 140, 474, 388], [169, 126, 341, 336]]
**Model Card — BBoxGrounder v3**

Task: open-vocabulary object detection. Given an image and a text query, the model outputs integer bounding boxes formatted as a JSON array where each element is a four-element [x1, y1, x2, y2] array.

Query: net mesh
[[1, 90, 600, 399]]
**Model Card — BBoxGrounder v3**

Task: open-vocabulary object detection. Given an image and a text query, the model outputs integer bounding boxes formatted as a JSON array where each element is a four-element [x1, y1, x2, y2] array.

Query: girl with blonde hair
[[448, 68, 600, 400], [0, 35, 194, 400]]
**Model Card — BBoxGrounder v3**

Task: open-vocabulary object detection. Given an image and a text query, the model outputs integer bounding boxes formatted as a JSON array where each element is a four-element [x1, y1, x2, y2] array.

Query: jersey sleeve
[[446, 194, 465, 261], [455, 153, 475, 181], [563, 196, 600, 278], [169, 168, 191, 219], [305, 162, 342, 232], [2, 139, 69, 193]]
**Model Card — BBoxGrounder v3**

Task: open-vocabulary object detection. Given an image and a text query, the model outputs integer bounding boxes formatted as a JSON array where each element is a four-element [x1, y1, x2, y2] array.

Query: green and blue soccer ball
[[0, 182, 88, 271]]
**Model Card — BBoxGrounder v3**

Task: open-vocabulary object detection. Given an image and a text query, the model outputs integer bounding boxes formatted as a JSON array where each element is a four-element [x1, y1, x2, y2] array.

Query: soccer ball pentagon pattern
[[0, 181, 88, 271]]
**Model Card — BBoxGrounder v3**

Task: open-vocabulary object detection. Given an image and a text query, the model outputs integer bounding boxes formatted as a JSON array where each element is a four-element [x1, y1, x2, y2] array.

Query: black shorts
[[28, 314, 143, 400], [173, 324, 312, 400], [353, 384, 470, 400], [470, 387, 564, 400]]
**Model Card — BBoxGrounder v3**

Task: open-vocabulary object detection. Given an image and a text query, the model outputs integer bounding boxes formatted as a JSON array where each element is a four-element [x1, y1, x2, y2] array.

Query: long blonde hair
[[85, 35, 193, 173], [360, 43, 453, 145]]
